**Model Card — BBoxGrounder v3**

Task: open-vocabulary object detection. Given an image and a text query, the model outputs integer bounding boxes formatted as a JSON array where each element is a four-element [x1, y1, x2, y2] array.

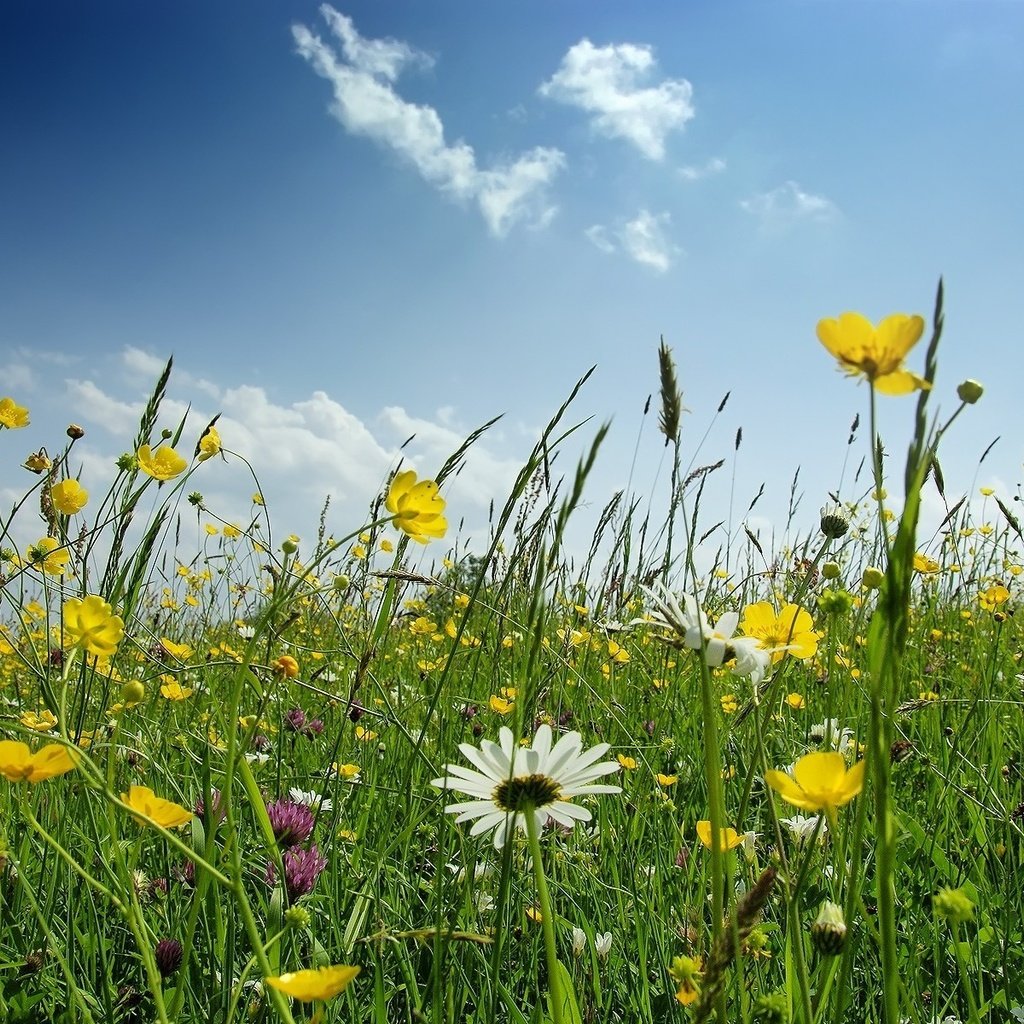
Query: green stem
[[525, 807, 564, 1024]]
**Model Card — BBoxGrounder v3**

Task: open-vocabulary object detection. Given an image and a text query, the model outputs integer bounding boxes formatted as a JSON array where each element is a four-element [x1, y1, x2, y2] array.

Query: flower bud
[[333, 573, 350, 591], [154, 938, 183, 978], [819, 503, 850, 539], [284, 906, 311, 930], [861, 566, 885, 590], [121, 680, 145, 704], [821, 561, 841, 580], [752, 992, 790, 1024], [933, 886, 974, 924], [160, 428, 173, 440], [811, 900, 847, 955], [956, 379, 984, 404], [66, 424, 85, 440], [281, 536, 299, 555]]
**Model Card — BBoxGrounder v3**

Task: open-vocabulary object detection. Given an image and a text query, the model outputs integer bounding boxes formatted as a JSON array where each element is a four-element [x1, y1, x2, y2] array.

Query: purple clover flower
[[266, 844, 329, 900], [266, 799, 315, 847]]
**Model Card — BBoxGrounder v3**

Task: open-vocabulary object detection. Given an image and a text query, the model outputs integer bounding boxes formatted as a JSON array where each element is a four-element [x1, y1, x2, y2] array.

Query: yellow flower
[[786, 692, 806, 710], [379, 538, 394, 553], [137, 444, 187, 481], [980, 584, 1010, 612], [196, 425, 221, 462], [20, 709, 58, 732], [265, 964, 360, 1002], [271, 655, 300, 678], [740, 602, 820, 662], [656, 773, 678, 787], [526, 906, 543, 923], [63, 595, 124, 658], [816, 312, 928, 394], [27, 537, 70, 576], [23, 450, 52, 474], [913, 553, 941, 574], [160, 681, 194, 701], [334, 762, 361, 779], [385, 469, 447, 544], [489, 695, 515, 716], [764, 752, 865, 814], [223, 523, 241, 539], [160, 638, 193, 661], [696, 820, 745, 851], [617, 754, 638, 771], [121, 785, 193, 828], [0, 397, 30, 429], [0, 741, 78, 783], [51, 479, 89, 515], [355, 725, 377, 742], [670, 956, 702, 1007]]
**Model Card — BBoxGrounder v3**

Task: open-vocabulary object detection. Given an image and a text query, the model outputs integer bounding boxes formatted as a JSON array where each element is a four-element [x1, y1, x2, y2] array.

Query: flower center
[[493, 773, 562, 812]]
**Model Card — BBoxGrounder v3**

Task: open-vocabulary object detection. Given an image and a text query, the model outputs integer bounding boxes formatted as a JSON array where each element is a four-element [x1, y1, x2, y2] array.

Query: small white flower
[[780, 813, 828, 845], [594, 931, 613, 958], [809, 719, 854, 750], [571, 927, 587, 957], [237, 624, 255, 639], [288, 787, 333, 813], [475, 892, 495, 913], [431, 724, 622, 850]]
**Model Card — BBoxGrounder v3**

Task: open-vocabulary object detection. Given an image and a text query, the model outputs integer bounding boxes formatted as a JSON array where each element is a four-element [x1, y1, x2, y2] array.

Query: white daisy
[[431, 724, 621, 850], [288, 787, 333, 813]]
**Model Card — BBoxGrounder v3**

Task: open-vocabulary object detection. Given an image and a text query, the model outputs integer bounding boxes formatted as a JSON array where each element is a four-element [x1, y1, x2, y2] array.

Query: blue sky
[[3, 2, 1023, 570]]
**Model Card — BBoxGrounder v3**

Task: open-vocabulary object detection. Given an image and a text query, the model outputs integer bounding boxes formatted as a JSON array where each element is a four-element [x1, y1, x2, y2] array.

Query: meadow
[[1, 289, 1021, 1024]]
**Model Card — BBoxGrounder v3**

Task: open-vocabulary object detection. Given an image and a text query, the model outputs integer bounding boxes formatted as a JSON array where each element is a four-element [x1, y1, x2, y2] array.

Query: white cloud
[[293, 6, 566, 236], [587, 209, 679, 272], [539, 39, 694, 160], [679, 156, 726, 181], [0, 361, 35, 391], [739, 180, 838, 226]]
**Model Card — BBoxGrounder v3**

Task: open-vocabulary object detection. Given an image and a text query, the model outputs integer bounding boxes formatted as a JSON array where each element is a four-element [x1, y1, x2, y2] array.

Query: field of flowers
[[1, 289, 1022, 1024]]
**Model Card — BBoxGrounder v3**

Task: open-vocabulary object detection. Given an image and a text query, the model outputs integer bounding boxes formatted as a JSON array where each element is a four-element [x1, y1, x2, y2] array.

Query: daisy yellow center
[[493, 773, 562, 812]]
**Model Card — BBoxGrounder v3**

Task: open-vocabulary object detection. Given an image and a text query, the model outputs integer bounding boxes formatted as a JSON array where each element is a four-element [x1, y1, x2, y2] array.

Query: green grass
[[1, 306, 1022, 1024]]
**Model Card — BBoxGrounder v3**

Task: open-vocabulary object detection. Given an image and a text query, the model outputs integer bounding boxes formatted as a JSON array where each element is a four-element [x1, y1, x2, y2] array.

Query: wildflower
[[122, 786, 193, 829], [51, 479, 89, 515], [913, 553, 941, 574], [154, 939, 183, 978], [740, 603, 820, 662], [27, 537, 69, 576], [816, 311, 928, 394], [431, 723, 621, 850], [786, 693, 806, 710], [780, 814, 828, 845], [720, 694, 739, 714], [267, 843, 329, 900], [669, 955, 702, 1006], [63, 595, 124, 658], [285, 906, 311, 930], [809, 719, 853, 749], [821, 561, 841, 580], [933, 886, 975, 924], [526, 906, 543, 923], [271, 655, 300, 678], [289, 788, 333, 813], [137, 444, 188, 481], [656, 773, 678, 787], [764, 752, 865, 815], [265, 964, 359, 1002], [333, 762, 361, 779], [819, 503, 849, 539], [0, 741, 78, 783], [0, 397, 30, 429], [159, 681, 193, 701], [594, 931, 613, 958], [23, 450, 52, 474], [980, 585, 1010, 612], [617, 754, 638, 770], [354, 725, 377, 742], [818, 588, 853, 617], [811, 901, 847, 954], [266, 799, 315, 847], [489, 695, 514, 716], [385, 469, 447, 544], [696, 820, 745, 851], [956, 379, 984, 404], [20, 709, 58, 732], [196, 425, 221, 462], [571, 927, 587, 957]]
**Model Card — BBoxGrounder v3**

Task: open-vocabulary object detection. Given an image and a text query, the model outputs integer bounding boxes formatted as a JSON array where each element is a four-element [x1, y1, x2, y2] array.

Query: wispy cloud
[[679, 156, 726, 181], [739, 180, 838, 226], [293, 5, 565, 236], [585, 209, 679, 272], [539, 39, 694, 160]]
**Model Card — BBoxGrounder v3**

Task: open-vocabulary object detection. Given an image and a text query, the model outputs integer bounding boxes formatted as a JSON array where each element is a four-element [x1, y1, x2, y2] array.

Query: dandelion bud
[[821, 561, 841, 580], [67, 424, 85, 439], [121, 680, 145, 704], [861, 566, 885, 590], [819, 503, 850, 539], [810, 901, 847, 955], [284, 906, 311, 930], [956, 379, 984, 404], [154, 938, 183, 978], [933, 886, 974, 924]]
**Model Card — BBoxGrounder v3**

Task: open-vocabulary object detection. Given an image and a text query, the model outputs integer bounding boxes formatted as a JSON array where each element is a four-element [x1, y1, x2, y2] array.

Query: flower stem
[[525, 807, 565, 1024]]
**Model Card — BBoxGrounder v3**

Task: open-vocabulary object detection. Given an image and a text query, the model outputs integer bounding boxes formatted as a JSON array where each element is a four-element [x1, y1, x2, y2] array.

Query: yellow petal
[[26, 743, 79, 782], [764, 769, 819, 811], [876, 313, 924, 361], [873, 369, 928, 395], [0, 740, 33, 781], [265, 964, 360, 1002], [792, 751, 847, 795]]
